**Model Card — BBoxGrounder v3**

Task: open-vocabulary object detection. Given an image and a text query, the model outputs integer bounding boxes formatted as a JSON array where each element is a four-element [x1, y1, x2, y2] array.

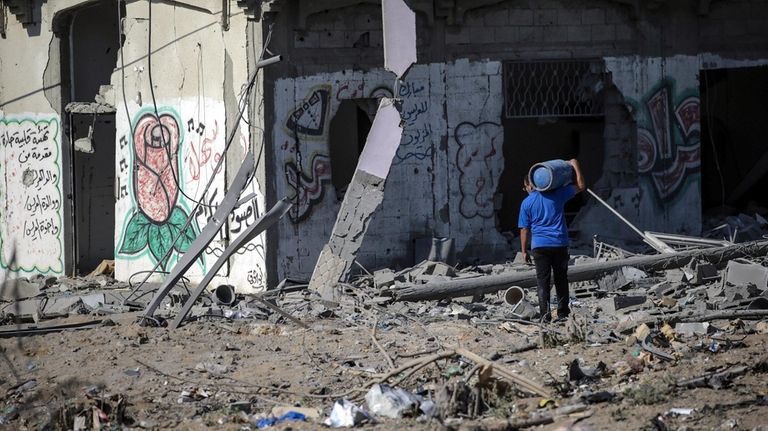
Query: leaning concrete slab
[[382, 0, 416, 78], [309, 98, 405, 301]]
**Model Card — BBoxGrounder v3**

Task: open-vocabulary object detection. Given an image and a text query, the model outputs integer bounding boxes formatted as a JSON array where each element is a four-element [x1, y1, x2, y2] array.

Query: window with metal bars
[[503, 60, 607, 118]]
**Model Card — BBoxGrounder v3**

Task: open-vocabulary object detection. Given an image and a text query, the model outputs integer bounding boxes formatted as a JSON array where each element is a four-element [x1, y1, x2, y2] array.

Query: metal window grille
[[504, 60, 607, 118]]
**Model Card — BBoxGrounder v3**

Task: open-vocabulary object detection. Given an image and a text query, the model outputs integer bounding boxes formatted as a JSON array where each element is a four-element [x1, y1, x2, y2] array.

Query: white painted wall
[[0, 4, 66, 280], [112, 2, 266, 291]]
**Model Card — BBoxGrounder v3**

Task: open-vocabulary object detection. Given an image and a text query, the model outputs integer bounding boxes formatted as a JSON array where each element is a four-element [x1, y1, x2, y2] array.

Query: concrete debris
[[599, 295, 647, 313], [724, 259, 768, 289], [704, 212, 768, 243], [0, 277, 41, 301], [373, 269, 396, 289], [0, 236, 767, 429], [675, 322, 711, 337]]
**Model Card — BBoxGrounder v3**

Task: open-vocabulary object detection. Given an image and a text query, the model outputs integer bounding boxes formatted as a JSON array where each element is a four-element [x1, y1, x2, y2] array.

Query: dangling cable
[[123, 14, 278, 304]]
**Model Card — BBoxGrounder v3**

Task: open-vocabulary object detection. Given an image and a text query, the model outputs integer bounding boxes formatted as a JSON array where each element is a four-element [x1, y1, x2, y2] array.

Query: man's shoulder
[[520, 192, 538, 207]]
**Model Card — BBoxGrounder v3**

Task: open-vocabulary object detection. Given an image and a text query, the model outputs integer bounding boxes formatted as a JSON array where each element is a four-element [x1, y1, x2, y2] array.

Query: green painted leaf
[[148, 224, 173, 270], [168, 206, 198, 254], [119, 212, 151, 254]]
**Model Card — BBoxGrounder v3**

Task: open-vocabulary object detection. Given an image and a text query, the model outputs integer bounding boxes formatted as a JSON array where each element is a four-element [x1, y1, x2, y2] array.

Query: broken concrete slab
[[309, 99, 405, 302], [596, 270, 628, 292], [599, 295, 647, 313], [0, 278, 41, 301], [650, 281, 675, 298], [725, 259, 768, 289], [692, 262, 719, 285], [675, 322, 711, 337], [374, 269, 396, 289]]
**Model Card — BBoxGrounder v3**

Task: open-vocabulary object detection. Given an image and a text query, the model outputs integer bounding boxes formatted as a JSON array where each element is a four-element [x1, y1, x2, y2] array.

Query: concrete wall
[[112, 1, 265, 289], [264, 0, 768, 280], [2, 0, 768, 287], [0, 1, 268, 292], [0, 1, 70, 280], [273, 60, 508, 279]]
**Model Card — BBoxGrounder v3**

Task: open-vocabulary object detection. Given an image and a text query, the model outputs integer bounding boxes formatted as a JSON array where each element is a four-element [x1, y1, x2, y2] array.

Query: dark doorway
[[497, 60, 607, 238], [328, 99, 375, 200], [496, 117, 604, 234], [64, 0, 122, 274], [700, 66, 768, 213]]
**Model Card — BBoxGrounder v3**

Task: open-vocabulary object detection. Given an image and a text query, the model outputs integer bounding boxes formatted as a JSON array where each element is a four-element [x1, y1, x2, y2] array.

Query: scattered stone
[[374, 269, 396, 289], [675, 322, 711, 337], [599, 295, 647, 313], [725, 259, 768, 289]]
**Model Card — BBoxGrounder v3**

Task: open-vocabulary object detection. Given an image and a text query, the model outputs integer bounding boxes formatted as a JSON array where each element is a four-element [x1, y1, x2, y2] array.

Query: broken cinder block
[[373, 269, 396, 289], [599, 295, 647, 314], [725, 259, 768, 289], [596, 270, 628, 292], [675, 322, 711, 337], [692, 263, 719, 285]]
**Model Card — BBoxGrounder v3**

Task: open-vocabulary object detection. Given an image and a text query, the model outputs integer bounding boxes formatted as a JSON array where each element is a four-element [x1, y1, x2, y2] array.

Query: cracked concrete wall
[[112, 1, 265, 291], [266, 0, 768, 281], [273, 60, 507, 281], [0, 1, 265, 290], [0, 1, 75, 281]]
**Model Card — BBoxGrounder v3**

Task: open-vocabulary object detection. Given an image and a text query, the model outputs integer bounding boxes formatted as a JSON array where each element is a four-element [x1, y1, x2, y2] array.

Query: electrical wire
[[703, 70, 726, 207], [118, 0, 133, 149], [123, 2, 276, 304], [145, 0, 217, 208]]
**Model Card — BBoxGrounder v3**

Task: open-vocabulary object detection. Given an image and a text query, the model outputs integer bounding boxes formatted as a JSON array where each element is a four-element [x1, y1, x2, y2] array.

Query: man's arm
[[520, 227, 531, 263], [569, 159, 586, 193]]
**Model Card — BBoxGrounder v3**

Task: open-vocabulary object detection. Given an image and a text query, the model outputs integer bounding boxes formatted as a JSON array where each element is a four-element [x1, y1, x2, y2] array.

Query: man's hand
[[568, 158, 586, 193], [522, 251, 532, 264]]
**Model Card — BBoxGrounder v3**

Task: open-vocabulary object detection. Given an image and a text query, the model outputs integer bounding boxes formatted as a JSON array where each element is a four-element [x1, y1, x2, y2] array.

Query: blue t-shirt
[[518, 185, 576, 249]]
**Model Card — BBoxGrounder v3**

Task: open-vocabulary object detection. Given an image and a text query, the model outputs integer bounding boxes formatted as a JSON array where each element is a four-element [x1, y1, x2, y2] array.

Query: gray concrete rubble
[[1, 235, 768, 429]]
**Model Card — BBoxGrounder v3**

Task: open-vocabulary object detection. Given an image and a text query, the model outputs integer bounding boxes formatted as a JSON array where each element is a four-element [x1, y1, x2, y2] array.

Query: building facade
[[1, 0, 767, 289]]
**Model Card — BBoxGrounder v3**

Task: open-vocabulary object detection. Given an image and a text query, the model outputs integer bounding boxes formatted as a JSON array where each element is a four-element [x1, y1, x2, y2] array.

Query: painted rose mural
[[118, 110, 198, 270]]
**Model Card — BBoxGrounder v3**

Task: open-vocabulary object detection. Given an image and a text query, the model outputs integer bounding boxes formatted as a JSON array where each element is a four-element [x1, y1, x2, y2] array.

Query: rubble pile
[[1, 240, 768, 429]]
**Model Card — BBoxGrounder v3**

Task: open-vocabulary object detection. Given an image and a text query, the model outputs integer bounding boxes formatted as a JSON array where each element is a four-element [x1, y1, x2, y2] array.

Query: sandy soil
[[1, 303, 767, 430]]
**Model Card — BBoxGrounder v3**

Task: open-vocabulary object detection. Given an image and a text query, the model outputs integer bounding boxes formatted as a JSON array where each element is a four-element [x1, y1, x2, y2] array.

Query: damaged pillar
[[309, 99, 405, 301], [308, 0, 416, 302]]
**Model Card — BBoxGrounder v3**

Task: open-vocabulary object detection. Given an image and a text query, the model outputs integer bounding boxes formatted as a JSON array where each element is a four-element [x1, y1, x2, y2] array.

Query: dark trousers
[[532, 247, 570, 320]]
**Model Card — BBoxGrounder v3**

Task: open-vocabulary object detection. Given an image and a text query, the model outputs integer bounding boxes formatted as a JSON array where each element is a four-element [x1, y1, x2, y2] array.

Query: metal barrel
[[528, 159, 572, 191]]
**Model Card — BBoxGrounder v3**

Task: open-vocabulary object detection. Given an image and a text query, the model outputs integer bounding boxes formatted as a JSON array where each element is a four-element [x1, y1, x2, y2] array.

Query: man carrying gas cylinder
[[518, 159, 586, 323]]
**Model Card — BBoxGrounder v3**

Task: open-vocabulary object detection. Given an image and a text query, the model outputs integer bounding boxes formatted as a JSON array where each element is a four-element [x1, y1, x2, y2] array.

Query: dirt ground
[[1, 303, 767, 430]]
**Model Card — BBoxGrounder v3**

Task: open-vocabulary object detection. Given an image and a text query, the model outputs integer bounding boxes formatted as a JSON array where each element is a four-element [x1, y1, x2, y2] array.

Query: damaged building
[[1, 0, 768, 289]]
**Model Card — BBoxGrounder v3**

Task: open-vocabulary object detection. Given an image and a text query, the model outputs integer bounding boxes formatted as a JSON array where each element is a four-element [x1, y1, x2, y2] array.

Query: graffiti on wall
[[632, 79, 700, 201], [282, 85, 333, 223], [285, 153, 332, 223], [184, 118, 222, 183], [284, 85, 331, 140], [117, 109, 199, 270], [455, 121, 503, 219], [394, 80, 432, 165], [0, 116, 63, 274]]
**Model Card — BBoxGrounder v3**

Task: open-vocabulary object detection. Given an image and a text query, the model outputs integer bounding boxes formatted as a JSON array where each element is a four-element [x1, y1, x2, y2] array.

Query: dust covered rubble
[[1, 245, 768, 429]]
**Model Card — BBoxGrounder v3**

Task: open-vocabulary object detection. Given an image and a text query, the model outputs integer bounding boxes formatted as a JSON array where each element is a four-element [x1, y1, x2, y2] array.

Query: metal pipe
[[586, 188, 675, 254], [254, 55, 282, 69], [68, 9, 79, 102]]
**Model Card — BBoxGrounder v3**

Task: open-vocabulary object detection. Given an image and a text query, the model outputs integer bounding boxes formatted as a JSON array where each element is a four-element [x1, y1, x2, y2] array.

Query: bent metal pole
[[393, 239, 768, 302]]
